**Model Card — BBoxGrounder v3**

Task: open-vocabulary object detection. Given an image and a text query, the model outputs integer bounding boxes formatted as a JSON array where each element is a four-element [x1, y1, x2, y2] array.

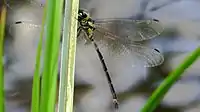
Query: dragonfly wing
[[8, 21, 41, 38], [125, 44, 164, 67], [95, 38, 164, 67], [5, 0, 42, 9], [94, 19, 164, 42], [92, 19, 164, 67]]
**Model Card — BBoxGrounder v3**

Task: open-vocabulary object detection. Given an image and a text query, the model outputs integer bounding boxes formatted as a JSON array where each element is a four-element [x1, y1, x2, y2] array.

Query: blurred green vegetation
[[0, 5, 6, 112]]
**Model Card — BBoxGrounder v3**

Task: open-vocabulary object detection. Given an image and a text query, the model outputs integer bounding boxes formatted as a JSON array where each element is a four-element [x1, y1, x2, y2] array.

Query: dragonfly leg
[[77, 27, 82, 37]]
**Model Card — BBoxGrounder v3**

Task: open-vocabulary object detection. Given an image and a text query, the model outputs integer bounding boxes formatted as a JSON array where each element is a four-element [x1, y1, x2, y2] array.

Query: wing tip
[[153, 19, 159, 22], [144, 48, 165, 68]]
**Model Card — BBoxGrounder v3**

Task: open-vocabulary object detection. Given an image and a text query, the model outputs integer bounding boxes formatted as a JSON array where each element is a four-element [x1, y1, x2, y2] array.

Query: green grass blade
[[40, 0, 54, 111], [0, 5, 6, 112], [57, 0, 70, 110], [141, 47, 200, 112], [40, 0, 64, 111], [47, 0, 64, 111], [31, 4, 47, 112], [57, 0, 79, 111]]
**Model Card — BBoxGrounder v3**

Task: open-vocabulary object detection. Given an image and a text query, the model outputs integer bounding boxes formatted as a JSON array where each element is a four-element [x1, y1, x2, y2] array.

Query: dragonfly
[[5, 0, 164, 108], [77, 9, 164, 109]]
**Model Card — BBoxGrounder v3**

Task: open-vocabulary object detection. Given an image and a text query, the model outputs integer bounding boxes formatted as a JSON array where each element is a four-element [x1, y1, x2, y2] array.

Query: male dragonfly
[[77, 9, 164, 109]]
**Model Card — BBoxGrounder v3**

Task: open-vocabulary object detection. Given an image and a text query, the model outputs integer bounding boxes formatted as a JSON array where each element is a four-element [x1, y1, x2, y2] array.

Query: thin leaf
[[0, 5, 6, 112], [31, 3, 47, 112], [40, 0, 64, 111], [141, 47, 200, 112], [57, 0, 79, 111]]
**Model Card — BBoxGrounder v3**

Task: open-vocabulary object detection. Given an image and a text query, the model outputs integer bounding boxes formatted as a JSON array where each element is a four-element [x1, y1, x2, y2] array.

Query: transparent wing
[[94, 37, 164, 67], [5, 0, 42, 9], [123, 44, 164, 67], [93, 18, 164, 42], [8, 21, 41, 37], [7, 21, 44, 48], [91, 25, 164, 67]]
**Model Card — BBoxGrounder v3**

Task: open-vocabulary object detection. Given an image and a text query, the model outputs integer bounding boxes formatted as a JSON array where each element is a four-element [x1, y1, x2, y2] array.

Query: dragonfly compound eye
[[82, 13, 88, 18]]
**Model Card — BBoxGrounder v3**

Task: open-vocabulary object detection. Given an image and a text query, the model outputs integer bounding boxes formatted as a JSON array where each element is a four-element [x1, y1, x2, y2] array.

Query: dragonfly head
[[78, 9, 90, 22]]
